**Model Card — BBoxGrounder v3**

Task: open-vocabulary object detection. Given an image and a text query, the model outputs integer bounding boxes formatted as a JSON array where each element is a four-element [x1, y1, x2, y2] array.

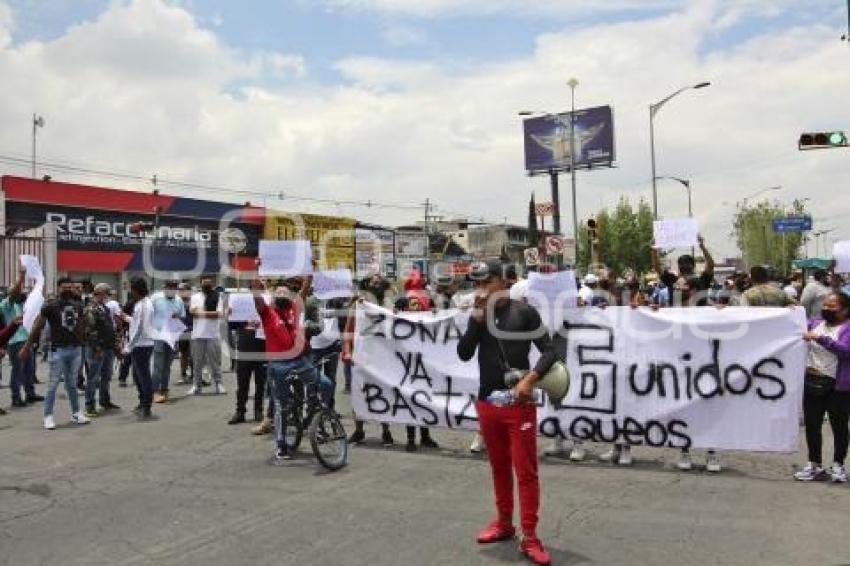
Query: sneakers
[[214, 383, 226, 395], [598, 446, 620, 462], [44, 414, 56, 430], [348, 430, 366, 445], [476, 520, 515, 544], [26, 394, 45, 403], [831, 463, 848, 483], [470, 433, 485, 454], [794, 462, 829, 482], [187, 386, 201, 396], [677, 451, 693, 471], [274, 448, 292, 462], [543, 437, 568, 457], [519, 537, 552, 566], [100, 402, 121, 411], [706, 452, 722, 473], [154, 392, 168, 404], [569, 442, 587, 462], [421, 436, 439, 449], [84, 407, 99, 418], [617, 445, 633, 466], [228, 412, 246, 425], [71, 412, 91, 425], [252, 418, 273, 436]]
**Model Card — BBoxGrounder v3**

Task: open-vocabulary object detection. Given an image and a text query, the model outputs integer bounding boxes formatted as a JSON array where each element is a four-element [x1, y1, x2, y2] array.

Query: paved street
[[2, 364, 850, 566]]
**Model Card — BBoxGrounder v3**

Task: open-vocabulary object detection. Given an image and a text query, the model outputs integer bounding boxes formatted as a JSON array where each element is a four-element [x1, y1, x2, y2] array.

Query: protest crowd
[[1, 236, 849, 566]]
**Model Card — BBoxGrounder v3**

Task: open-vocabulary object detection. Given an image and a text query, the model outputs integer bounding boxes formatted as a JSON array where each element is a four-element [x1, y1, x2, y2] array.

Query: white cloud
[[382, 24, 427, 47], [0, 0, 847, 260], [0, 0, 13, 48]]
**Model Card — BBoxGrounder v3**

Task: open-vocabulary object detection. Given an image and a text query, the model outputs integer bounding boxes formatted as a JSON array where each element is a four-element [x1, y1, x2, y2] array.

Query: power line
[[0, 153, 425, 212]]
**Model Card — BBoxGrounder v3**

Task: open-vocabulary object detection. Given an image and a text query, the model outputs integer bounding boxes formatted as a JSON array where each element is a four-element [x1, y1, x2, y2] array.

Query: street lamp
[[32, 114, 45, 179], [657, 176, 694, 256], [649, 82, 711, 219], [742, 185, 782, 204]]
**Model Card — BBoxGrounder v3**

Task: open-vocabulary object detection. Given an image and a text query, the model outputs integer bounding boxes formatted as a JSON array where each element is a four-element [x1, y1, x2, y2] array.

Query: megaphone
[[537, 361, 570, 402]]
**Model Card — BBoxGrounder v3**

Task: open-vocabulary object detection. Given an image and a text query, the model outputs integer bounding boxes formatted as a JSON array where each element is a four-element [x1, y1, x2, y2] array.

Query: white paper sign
[[20, 255, 44, 286], [20, 255, 45, 332], [154, 318, 186, 350], [833, 240, 850, 273], [653, 218, 699, 249], [527, 271, 578, 331], [258, 240, 313, 276], [352, 303, 807, 452], [228, 293, 260, 322], [313, 269, 353, 300]]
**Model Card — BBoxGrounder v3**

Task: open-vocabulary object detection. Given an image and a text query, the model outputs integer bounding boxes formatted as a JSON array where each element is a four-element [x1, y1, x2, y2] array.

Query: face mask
[[822, 309, 840, 325], [201, 284, 213, 292], [274, 297, 291, 310], [60, 290, 75, 300]]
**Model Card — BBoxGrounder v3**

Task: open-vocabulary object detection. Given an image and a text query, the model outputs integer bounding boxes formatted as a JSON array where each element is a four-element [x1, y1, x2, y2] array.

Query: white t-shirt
[[807, 321, 842, 379], [509, 279, 529, 302], [190, 292, 223, 340], [129, 297, 155, 349], [783, 285, 798, 300]]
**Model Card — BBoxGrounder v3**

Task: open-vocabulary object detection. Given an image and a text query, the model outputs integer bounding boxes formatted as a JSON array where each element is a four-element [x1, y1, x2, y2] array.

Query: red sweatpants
[[476, 400, 540, 537]]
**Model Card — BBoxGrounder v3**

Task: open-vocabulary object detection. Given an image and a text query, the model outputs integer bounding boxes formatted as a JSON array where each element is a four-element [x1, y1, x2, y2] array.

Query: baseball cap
[[583, 274, 599, 285], [93, 283, 112, 295]]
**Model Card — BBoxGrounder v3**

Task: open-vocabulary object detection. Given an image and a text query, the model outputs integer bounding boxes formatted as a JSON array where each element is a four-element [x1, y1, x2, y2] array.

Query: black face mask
[[60, 290, 75, 301], [274, 297, 291, 310], [822, 309, 840, 325]]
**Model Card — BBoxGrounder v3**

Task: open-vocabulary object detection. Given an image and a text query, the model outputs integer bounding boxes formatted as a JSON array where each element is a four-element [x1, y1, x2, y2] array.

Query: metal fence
[[0, 223, 57, 290]]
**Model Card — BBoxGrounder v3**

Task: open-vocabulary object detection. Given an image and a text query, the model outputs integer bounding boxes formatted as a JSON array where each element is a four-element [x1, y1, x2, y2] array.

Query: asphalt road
[[2, 364, 850, 566]]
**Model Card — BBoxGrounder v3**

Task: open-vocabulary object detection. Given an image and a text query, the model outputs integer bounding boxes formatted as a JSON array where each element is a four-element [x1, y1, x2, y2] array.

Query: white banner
[[352, 303, 807, 452], [653, 218, 699, 249]]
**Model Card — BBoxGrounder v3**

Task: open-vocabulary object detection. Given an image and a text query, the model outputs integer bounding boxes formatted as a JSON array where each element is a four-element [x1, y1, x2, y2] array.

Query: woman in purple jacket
[[796, 292, 850, 483]]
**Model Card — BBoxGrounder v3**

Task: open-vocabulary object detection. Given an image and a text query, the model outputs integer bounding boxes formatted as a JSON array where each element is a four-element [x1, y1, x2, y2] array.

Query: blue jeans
[[268, 357, 333, 453], [85, 347, 114, 410], [132, 346, 154, 410], [44, 346, 83, 418], [152, 341, 175, 393], [7, 341, 35, 403]]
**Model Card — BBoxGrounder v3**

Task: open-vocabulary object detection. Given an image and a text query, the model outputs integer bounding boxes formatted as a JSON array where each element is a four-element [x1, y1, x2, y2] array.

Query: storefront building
[[1, 176, 263, 293]]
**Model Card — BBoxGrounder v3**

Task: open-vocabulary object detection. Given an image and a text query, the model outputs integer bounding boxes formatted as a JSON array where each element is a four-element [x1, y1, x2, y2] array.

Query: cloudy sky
[[0, 0, 847, 258]]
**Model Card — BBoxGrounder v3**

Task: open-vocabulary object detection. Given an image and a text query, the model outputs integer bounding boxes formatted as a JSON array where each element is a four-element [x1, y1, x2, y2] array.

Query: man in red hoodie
[[251, 278, 333, 461]]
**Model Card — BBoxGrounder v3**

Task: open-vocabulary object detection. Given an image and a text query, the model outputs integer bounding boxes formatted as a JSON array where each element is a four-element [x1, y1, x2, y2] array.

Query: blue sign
[[772, 216, 812, 233], [523, 105, 615, 172]]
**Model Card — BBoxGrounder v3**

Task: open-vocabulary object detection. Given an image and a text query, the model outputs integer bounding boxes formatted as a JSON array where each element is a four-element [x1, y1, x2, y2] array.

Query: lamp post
[[567, 77, 580, 266], [650, 82, 711, 220], [657, 176, 694, 255], [31, 114, 45, 179]]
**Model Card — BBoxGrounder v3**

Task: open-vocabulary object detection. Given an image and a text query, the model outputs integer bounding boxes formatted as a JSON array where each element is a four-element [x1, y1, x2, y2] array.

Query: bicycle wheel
[[284, 383, 304, 451], [309, 410, 348, 471]]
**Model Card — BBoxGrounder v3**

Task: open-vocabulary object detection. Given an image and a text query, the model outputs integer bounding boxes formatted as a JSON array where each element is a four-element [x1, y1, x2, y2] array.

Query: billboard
[[265, 212, 355, 271], [523, 105, 615, 172]]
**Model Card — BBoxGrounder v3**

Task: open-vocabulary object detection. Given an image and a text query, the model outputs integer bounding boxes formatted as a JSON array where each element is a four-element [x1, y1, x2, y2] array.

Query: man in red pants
[[457, 261, 557, 566]]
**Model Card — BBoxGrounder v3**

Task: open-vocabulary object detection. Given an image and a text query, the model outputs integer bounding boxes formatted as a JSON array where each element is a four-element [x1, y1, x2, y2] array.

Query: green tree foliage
[[731, 199, 807, 275], [577, 197, 654, 274]]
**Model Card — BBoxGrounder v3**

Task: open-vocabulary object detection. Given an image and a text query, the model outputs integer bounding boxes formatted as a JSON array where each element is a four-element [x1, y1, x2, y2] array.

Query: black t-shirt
[[42, 297, 85, 347], [662, 269, 714, 306], [457, 299, 557, 399]]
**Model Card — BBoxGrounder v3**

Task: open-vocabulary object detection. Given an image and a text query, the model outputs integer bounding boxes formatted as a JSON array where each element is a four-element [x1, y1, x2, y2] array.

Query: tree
[[731, 198, 808, 275], [577, 197, 654, 274]]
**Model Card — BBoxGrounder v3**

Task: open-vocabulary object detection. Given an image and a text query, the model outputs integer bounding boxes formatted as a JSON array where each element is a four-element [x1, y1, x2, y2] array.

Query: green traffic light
[[829, 131, 847, 145]]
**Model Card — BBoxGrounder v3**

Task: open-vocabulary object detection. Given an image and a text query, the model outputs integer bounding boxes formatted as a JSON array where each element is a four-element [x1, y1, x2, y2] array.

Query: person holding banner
[[457, 261, 556, 566], [797, 292, 850, 483]]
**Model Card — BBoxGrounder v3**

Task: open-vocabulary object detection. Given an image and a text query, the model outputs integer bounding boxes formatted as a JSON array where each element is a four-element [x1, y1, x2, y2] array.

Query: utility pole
[[31, 114, 45, 178], [423, 198, 431, 233]]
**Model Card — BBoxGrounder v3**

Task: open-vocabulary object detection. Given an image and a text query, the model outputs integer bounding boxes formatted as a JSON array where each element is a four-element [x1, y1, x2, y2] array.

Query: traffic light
[[799, 131, 848, 150], [587, 218, 598, 242]]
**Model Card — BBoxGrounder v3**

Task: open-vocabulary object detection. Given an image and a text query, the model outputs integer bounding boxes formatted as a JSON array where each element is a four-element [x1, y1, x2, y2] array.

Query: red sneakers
[[520, 537, 552, 566], [476, 520, 516, 544]]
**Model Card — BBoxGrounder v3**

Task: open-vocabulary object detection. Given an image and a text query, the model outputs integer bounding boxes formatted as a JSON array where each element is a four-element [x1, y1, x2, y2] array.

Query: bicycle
[[279, 351, 348, 471]]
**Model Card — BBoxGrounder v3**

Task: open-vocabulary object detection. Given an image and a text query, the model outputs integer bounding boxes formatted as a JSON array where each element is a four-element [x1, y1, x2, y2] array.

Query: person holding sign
[[652, 235, 715, 307], [0, 266, 43, 408], [796, 292, 850, 483], [250, 277, 332, 461], [457, 261, 556, 566]]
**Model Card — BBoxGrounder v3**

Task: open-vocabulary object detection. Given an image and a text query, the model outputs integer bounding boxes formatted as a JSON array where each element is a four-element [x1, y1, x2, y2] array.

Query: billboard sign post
[[523, 105, 616, 173]]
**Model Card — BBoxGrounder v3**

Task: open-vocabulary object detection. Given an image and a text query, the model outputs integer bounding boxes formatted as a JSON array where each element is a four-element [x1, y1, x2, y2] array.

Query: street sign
[[545, 235, 565, 256], [523, 247, 540, 266], [535, 201, 554, 217], [772, 216, 813, 233]]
